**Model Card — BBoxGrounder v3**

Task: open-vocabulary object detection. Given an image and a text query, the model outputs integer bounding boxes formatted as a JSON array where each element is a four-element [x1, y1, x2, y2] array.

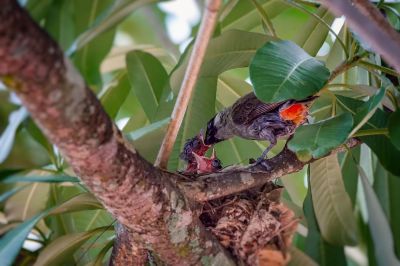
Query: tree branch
[[109, 224, 148, 266], [321, 0, 400, 72], [0, 1, 232, 264], [155, 0, 222, 168], [177, 139, 360, 202]]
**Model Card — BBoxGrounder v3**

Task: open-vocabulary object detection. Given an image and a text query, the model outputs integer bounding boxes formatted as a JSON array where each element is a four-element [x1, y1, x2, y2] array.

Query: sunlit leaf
[[288, 113, 353, 158], [0, 107, 28, 163], [250, 40, 330, 102], [126, 50, 171, 122], [310, 155, 358, 245], [100, 71, 130, 119]]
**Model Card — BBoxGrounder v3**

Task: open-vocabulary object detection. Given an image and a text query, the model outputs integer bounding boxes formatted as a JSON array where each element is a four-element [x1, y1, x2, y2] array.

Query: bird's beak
[[192, 152, 208, 172]]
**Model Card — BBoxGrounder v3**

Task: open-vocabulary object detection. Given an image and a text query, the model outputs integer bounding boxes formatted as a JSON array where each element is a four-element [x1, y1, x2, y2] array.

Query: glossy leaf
[[0, 185, 28, 202], [389, 110, 400, 150], [288, 113, 353, 158], [49, 193, 103, 215], [126, 50, 170, 122], [93, 239, 114, 266], [349, 87, 386, 136], [358, 166, 400, 266], [34, 226, 111, 266], [336, 96, 400, 175], [310, 155, 358, 245], [250, 40, 330, 102], [0, 107, 28, 163]]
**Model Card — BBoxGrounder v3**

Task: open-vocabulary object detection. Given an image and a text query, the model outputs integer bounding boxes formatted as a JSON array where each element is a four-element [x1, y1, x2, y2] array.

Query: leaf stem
[[358, 60, 400, 77], [352, 128, 388, 137], [249, 0, 277, 38], [154, 0, 222, 168], [328, 52, 369, 83]]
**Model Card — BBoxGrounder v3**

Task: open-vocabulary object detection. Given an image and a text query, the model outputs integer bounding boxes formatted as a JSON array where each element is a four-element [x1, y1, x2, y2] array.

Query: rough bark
[[0, 1, 232, 264], [321, 0, 400, 72], [110, 224, 148, 266]]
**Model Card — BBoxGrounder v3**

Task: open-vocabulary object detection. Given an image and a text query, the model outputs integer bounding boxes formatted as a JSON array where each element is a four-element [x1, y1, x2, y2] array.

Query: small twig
[[155, 0, 222, 168], [321, 0, 400, 72]]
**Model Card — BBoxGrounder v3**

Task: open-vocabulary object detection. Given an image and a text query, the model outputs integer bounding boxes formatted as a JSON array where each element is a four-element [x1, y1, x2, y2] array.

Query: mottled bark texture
[[178, 138, 360, 202], [110, 224, 148, 266], [0, 1, 232, 265]]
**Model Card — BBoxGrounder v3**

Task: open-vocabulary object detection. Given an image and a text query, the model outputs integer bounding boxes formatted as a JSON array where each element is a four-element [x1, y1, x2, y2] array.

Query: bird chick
[[192, 149, 222, 174]]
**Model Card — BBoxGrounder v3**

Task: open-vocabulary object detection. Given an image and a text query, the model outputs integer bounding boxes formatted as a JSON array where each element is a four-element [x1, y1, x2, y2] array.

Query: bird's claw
[[254, 157, 272, 171]]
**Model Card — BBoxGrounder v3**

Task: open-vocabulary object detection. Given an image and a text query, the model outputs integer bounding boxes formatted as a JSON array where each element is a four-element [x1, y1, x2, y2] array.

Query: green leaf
[[350, 87, 386, 136], [336, 96, 400, 175], [303, 186, 347, 265], [250, 40, 330, 102], [310, 155, 358, 245], [0, 107, 28, 163], [0, 185, 28, 202], [1, 174, 79, 183], [294, 7, 335, 56], [222, 0, 289, 31], [126, 118, 170, 163], [69, 0, 161, 55], [93, 239, 114, 266], [49, 193, 103, 215], [100, 71, 130, 119], [34, 226, 112, 266], [288, 113, 353, 158], [288, 247, 318, 266], [0, 211, 48, 266], [358, 166, 400, 266], [126, 50, 170, 122], [389, 110, 400, 150]]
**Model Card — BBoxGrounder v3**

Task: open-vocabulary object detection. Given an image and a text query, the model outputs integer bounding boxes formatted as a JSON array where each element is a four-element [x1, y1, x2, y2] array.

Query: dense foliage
[[0, 0, 400, 265]]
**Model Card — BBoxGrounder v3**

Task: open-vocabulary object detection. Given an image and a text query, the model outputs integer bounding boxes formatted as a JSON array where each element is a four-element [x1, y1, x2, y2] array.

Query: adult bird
[[204, 92, 317, 167]]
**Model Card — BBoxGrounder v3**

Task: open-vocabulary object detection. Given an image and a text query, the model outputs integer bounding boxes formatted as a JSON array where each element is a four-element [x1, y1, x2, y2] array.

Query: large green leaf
[[310, 155, 358, 245], [249, 40, 330, 102], [349, 87, 386, 136], [0, 211, 48, 266], [68, 0, 161, 55], [1, 174, 79, 183], [389, 110, 400, 150], [288, 113, 353, 159], [0, 107, 28, 163], [294, 7, 335, 57], [126, 50, 171, 122], [358, 166, 400, 266], [72, 0, 115, 86], [336, 95, 400, 175], [99, 71, 131, 119], [303, 186, 347, 265], [34, 226, 111, 266], [221, 0, 289, 31]]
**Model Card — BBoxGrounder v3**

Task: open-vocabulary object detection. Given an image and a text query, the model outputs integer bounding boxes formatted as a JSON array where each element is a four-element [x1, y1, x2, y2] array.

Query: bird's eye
[[212, 159, 222, 169]]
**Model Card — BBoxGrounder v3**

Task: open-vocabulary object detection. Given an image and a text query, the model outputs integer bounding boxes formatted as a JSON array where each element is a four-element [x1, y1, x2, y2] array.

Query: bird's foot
[[254, 157, 272, 171]]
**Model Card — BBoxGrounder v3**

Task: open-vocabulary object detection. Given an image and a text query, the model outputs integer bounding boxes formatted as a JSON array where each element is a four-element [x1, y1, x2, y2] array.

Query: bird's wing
[[231, 93, 284, 125]]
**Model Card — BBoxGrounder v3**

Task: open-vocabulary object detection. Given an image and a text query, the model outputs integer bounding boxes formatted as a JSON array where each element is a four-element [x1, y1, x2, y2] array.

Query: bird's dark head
[[204, 115, 224, 145]]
